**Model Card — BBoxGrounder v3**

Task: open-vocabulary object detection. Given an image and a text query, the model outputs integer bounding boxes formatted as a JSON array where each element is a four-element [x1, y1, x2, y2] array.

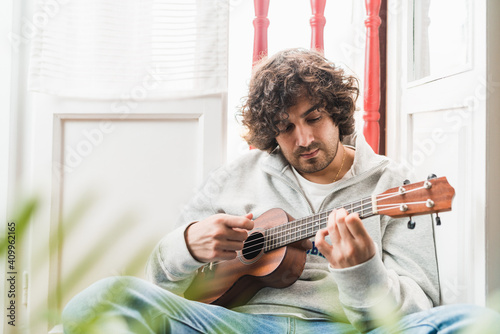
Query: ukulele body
[[183, 208, 309, 308]]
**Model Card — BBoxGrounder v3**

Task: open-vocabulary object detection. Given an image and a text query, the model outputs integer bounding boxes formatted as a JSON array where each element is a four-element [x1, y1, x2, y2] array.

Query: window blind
[[28, 0, 229, 99]]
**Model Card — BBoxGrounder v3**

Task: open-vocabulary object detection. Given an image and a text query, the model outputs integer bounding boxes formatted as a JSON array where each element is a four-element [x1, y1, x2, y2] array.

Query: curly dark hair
[[239, 48, 359, 152]]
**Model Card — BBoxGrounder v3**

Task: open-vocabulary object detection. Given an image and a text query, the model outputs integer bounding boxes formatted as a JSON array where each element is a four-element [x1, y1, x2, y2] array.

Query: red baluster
[[249, 0, 270, 149], [253, 0, 270, 65], [310, 0, 327, 53], [363, 0, 382, 154]]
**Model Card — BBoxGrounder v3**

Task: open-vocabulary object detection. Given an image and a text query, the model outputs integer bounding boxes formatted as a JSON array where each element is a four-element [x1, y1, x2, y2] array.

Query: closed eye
[[280, 124, 294, 133], [307, 116, 322, 123]]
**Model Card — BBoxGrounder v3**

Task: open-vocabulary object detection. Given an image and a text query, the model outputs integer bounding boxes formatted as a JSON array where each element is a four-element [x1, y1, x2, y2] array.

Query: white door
[[17, 92, 226, 334], [386, 0, 490, 305]]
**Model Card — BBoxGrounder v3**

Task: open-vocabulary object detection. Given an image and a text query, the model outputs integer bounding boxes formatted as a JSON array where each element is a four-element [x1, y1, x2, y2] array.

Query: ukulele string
[[209, 203, 409, 268], [375, 185, 427, 202], [375, 201, 429, 209], [232, 200, 375, 258], [263, 198, 374, 239], [208, 204, 370, 268], [238, 185, 429, 258], [209, 185, 430, 268], [246, 202, 369, 246]]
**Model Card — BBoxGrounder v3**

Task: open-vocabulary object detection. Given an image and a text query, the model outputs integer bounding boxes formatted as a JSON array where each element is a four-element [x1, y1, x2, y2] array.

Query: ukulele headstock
[[373, 176, 455, 218]]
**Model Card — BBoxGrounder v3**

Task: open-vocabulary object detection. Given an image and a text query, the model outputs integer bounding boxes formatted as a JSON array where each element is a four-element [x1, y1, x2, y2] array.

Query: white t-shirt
[[291, 163, 353, 213]]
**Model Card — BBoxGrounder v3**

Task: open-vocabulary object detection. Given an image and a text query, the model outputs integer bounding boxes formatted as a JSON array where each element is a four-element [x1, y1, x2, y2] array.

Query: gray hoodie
[[146, 134, 440, 332]]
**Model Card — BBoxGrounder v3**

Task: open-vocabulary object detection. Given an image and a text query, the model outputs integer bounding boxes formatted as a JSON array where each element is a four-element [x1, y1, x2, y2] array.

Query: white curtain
[[28, 0, 229, 99]]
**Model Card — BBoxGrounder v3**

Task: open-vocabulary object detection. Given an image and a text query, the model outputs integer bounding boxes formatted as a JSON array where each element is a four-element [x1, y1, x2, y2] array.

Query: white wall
[[0, 0, 13, 331], [2, 0, 36, 331], [485, 0, 500, 302]]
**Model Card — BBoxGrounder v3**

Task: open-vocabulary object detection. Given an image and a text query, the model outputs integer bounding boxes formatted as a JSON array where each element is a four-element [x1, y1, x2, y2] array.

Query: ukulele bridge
[[200, 262, 215, 273], [197, 262, 217, 280]]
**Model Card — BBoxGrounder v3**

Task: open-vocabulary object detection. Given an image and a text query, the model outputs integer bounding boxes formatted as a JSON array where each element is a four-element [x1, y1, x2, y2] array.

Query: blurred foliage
[[2, 196, 156, 333], [3, 197, 500, 333]]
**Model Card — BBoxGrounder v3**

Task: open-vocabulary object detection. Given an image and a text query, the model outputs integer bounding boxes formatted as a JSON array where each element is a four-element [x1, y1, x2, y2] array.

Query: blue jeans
[[62, 276, 500, 334]]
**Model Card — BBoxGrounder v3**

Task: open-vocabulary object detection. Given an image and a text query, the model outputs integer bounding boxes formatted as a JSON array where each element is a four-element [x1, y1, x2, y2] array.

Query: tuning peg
[[435, 213, 441, 226], [427, 174, 437, 180], [407, 218, 416, 229], [403, 179, 411, 185]]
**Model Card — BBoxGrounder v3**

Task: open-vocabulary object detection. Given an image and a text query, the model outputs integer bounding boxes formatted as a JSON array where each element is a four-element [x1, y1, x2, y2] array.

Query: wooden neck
[[263, 196, 375, 252]]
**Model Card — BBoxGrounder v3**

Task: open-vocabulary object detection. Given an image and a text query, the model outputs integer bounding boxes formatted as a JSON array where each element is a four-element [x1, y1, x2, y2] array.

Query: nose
[[295, 125, 314, 147]]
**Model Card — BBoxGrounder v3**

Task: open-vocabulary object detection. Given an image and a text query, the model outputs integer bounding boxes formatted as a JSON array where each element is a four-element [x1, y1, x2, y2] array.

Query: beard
[[284, 141, 338, 175]]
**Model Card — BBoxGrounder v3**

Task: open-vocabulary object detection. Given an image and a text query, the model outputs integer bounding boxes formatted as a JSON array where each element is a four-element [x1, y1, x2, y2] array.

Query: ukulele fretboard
[[263, 197, 375, 252]]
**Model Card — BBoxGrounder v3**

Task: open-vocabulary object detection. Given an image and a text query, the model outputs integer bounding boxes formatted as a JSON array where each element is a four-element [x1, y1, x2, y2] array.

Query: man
[[63, 48, 498, 333]]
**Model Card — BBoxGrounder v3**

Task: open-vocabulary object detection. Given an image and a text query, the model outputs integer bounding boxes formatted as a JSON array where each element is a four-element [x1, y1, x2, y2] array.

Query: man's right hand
[[184, 213, 254, 263]]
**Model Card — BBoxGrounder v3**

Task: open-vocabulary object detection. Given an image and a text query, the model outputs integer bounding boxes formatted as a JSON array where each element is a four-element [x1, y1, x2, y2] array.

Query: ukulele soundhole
[[242, 232, 264, 260]]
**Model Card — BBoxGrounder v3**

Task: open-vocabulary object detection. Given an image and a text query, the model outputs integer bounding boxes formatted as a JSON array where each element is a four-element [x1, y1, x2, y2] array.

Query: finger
[[225, 214, 254, 230], [221, 240, 245, 251], [316, 228, 329, 240], [344, 212, 367, 238], [232, 213, 255, 233], [327, 210, 341, 244], [225, 229, 250, 242], [335, 209, 354, 240], [315, 228, 332, 253], [218, 250, 239, 261]]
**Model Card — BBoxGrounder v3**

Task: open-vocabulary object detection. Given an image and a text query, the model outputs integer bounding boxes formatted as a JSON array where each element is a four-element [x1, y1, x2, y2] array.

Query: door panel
[[57, 116, 200, 310], [387, 0, 487, 305], [410, 109, 474, 304], [29, 94, 226, 332]]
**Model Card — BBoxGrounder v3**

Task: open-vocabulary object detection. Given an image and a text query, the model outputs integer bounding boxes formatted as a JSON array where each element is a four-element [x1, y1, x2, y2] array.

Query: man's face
[[275, 96, 341, 182]]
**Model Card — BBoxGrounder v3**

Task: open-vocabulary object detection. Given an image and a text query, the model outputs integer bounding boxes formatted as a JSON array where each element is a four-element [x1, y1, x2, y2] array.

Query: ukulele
[[184, 176, 455, 308]]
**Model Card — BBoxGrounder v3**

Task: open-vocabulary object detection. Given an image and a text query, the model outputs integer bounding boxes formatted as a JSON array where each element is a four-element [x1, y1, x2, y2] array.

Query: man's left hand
[[315, 208, 376, 269]]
